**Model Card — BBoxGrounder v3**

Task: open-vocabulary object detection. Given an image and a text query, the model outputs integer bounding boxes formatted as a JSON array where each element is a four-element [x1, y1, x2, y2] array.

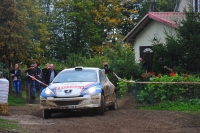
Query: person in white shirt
[[49, 64, 57, 83]]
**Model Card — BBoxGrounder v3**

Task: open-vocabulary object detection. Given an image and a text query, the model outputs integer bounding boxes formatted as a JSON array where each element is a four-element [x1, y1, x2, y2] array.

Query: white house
[[123, 0, 198, 72]]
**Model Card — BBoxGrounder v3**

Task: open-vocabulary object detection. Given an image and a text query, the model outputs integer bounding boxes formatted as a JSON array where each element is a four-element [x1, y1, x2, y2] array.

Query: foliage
[[47, 42, 141, 85], [103, 43, 141, 80], [48, 0, 103, 61], [175, 6, 200, 73], [0, 0, 31, 65], [44, 0, 138, 61], [0, 0, 50, 93], [45, 54, 110, 72], [22, 0, 49, 65], [135, 73, 200, 104], [152, 4, 200, 74], [93, 0, 137, 42], [0, 0, 48, 66], [135, 0, 176, 24], [140, 100, 200, 112], [116, 79, 133, 98]]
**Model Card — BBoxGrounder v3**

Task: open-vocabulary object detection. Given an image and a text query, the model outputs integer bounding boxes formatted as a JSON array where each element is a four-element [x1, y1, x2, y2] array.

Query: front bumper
[[40, 93, 101, 110]]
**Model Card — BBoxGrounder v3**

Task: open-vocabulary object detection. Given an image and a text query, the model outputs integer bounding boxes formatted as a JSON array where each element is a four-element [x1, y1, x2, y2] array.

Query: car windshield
[[52, 70, 98, 83]]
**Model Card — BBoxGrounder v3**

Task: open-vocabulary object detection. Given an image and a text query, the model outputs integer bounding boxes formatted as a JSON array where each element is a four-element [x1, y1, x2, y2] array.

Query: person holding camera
[[103, 62, 114, 83], [33, 63, 43, 92]]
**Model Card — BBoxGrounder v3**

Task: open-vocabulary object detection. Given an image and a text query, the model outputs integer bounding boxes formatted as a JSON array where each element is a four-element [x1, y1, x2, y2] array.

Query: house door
[[140, 46, 153, 72]]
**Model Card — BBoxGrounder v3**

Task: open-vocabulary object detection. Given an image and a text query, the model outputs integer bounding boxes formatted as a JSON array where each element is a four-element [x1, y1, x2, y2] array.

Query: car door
[[99, 70, 110, 96]]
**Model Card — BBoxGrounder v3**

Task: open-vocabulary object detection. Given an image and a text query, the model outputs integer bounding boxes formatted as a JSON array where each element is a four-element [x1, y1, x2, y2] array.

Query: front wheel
[[43, 109, 51, 119], [108, 92, 118, 110], [98, 94, 105, 115]]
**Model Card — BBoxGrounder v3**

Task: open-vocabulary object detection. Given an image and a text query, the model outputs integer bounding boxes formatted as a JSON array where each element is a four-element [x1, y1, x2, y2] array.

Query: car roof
[[62, 66, 101, 72]]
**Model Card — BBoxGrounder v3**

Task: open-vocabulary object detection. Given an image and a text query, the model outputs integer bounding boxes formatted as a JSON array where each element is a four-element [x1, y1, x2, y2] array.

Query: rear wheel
[[98, 94, 105, 115], [108, 92, 118, 110], [43, 109, 51, 119]]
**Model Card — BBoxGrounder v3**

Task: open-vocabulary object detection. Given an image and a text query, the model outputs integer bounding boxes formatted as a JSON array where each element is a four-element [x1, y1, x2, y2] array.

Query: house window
[[193, 0, 200, 12], [143, 48, 153, 53]]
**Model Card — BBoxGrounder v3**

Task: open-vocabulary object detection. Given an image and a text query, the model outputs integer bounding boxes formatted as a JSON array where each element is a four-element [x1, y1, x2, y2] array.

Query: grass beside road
[[0, 95, 26, 132], [0, 118, 24, 132], [140, 99, 200, 112], [8, 90, 40, 106], [8, 95, 27, 106], [0, 91, 35, 132]]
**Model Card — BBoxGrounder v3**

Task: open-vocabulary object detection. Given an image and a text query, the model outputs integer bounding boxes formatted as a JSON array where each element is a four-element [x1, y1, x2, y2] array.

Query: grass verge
[[0, 118, 25, 132], [140, 99, 200, 112]]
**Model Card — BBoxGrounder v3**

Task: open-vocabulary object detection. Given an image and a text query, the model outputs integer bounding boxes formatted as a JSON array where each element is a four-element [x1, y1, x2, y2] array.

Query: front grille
[[54, 101, 80, 106]]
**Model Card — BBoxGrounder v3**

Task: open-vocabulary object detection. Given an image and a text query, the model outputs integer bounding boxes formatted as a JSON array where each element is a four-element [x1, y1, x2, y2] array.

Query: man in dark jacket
[[42, 63, 51, 86], [25, 64, 37, 100], [33, 63, 43, 91]]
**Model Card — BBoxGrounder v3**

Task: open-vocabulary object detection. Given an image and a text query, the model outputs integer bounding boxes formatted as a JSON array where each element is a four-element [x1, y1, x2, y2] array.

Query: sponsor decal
[[53, 82, 96, 91], [54, 86, 83, 90]]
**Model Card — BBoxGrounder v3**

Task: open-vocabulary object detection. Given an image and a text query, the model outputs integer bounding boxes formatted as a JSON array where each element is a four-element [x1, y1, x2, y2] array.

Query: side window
[[99, 70, 105, 84]]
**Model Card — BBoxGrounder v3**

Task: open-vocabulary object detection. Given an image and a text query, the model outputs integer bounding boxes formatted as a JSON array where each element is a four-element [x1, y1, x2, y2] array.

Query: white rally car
[[40, 66, 118, 119]]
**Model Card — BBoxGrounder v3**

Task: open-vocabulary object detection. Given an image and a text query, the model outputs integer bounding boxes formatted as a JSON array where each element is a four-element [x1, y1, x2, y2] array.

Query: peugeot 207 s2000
[[40, 66, 118, 119]]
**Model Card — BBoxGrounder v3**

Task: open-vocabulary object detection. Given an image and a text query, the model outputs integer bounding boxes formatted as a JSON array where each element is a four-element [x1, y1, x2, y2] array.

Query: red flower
[[158, 74, 161, 78], [170, 72, 176, 77], [148, 71, 154, 75]]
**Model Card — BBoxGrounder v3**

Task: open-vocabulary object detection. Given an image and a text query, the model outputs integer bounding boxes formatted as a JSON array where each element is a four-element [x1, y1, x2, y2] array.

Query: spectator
[[25, 64, 37, 100], [49, 64, 58, 83], [139, 57, 147, 71], [103, 62, 114, 83], [10, 63, 21, 96], [42, 63, 51, 85], [0, 71, 3, 78], [33, 63, 43, 92]]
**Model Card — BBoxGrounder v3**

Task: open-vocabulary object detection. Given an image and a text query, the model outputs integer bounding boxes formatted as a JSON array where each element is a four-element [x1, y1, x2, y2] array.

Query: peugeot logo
[[65, 90, 72, 93]]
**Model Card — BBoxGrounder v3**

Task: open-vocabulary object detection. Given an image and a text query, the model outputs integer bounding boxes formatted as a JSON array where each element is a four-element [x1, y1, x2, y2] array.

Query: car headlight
[[45, 87, 54, 95], [87, 86, 96, 93], [82, 86, 100, 95]]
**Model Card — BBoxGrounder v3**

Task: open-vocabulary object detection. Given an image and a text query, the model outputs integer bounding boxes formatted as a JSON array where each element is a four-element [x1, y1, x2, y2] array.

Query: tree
[[0, 0, 49, 93], [18, 0, 49, 65], [135, 0, 176, 24], [103, 42, 141, 80], [153, 3, 200, 74], [0, 0, 31, 64], [0, 0, 31, 93], [176, 6, 200, 73], [47, 0, 105, 61], [93, 0, 137, 47]]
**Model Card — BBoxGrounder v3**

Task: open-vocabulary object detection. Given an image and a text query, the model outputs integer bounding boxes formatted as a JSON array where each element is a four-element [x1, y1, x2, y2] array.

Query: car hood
[[42, 82, 101, 98]]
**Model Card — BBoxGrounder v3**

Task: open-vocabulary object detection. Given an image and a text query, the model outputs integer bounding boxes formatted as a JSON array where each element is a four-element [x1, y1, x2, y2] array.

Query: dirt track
[[1, 96, 200, 133]]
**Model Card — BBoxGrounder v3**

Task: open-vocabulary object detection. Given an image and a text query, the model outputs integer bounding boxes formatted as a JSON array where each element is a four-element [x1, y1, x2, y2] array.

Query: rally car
[[40, 66, 118, 119]]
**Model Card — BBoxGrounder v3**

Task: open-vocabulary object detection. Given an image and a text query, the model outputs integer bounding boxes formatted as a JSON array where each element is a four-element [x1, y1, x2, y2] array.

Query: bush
[[135, 73, 200, 104]]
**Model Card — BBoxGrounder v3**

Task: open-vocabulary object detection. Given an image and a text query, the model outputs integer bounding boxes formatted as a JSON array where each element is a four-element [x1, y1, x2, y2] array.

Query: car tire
[[108, 92, 118, 110], [43, 109, 51, 119], [98, 94, 105, 115]]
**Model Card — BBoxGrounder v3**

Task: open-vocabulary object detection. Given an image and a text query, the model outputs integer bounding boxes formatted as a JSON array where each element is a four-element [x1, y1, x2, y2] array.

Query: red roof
[[123, 12, 185, 42], [148, 12, 185, 28]]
